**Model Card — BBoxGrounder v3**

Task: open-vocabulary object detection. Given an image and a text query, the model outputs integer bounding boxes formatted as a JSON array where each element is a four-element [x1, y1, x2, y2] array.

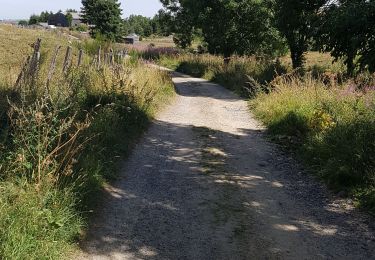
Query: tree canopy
[[123, 15, 153, 37], [18, 20, 28, 26], [81, 0, 123, 41], [317, 0, 375, 74], [161, 0, 286, 58], [272, 0, 326, 69], [123, 13, 172, 37], [28, 11, 53, 25]]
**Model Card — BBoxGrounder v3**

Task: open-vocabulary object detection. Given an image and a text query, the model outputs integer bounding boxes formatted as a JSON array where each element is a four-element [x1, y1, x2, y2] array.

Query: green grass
[[159, 54, 287, 97], [0, 182, 81, 259], [251, 74, 375, 212], [140, 36, 175, 48], [0, 25, 175, 259], [158, 52, 346, 97]]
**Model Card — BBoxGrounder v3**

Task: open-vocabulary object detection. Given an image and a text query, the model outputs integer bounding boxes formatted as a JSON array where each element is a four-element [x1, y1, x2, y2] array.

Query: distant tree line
[[160, 0, 375, 74], [28, 11, 54, 25], [123, 11, 171, 37], [26, 10, 77, 27], [20, 0, 170, 40], [22, 0, 375, 75], [81, 0, 171, 41]]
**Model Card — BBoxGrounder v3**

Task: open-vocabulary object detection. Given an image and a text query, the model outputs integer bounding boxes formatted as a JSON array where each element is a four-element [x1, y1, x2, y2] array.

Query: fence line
[[14, 39, 130, 92]]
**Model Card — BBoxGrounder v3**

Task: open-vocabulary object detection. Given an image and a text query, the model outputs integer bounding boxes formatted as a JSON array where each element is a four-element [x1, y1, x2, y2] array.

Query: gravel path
[[79, 70, 375, 260]]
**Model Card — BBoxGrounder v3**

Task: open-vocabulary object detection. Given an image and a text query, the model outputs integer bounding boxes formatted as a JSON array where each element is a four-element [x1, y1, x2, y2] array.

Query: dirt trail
[[79, 70, 375, 259]]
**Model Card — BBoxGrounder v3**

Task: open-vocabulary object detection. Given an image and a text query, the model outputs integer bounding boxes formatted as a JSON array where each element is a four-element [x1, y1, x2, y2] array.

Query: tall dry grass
[[0, 26, 174, 259], [155, 51, 347, 97], [252, 73, 375, 212], [158, 54, 287, 97], [0, 25, 73, 85]]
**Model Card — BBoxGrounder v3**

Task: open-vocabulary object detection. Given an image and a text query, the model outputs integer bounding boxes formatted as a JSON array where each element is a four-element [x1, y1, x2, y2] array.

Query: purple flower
[[338, 84, 357, 98]]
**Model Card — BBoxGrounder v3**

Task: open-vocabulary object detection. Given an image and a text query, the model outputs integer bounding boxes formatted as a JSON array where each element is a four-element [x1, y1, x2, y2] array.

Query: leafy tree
[[316, 0, 375, 75], [272, 0, 326, 69], [28, 11, 53, 25], [81, 0, 123, 41], [168, 8, 195, 49], [18, 20, 28, 26], [124, 15, 153, 37], [122, 13, 171, 37], [151, 10, 172, 36], [28, 15, 40, 25], [160, 12, 173, 36], [39, 11, 53, 22], [161, 0, 285, 60], [360, 1, 375, 72], [65, 12, 73, 27]]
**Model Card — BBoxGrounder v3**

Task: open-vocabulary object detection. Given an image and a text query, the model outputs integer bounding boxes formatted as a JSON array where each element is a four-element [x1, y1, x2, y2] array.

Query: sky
[[0, 0, 163, 20]]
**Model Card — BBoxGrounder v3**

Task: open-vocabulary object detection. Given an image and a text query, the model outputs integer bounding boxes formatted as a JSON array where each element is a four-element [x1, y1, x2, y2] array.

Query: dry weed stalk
[[7, 97, 91, 186]]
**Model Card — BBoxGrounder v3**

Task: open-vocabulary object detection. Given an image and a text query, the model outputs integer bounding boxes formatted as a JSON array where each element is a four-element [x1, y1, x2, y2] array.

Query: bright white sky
[[0, 0, 163, 19]]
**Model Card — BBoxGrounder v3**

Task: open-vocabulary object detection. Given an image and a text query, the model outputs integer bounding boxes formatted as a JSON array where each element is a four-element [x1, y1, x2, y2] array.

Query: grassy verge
[[157, 52, 345, 97], [251, 74, 375, 212], [0, 25, 174, 259], [158, 54, 286, 97]]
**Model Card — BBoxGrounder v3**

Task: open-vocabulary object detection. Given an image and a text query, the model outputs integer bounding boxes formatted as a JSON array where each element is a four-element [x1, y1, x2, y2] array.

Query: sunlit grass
[[251, 74, 375, 212], [0, 25, 175, 259]]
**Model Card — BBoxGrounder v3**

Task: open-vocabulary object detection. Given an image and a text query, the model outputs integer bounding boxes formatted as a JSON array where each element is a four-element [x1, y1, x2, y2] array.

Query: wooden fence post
[[29, 38, 42, 87], [46, 45, 61, 92], [104, 53, 108, 65], [14, 38, 41, 91], [97, 46, 101, 69], [14, 56, 31, 90], [109, 49, 114, 66], [63, 46, 72, 74], [77, 49, 84, 67]]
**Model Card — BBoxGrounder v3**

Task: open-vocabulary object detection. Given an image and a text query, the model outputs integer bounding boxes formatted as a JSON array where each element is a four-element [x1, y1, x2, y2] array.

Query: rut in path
[[79, 70, 375, 260]]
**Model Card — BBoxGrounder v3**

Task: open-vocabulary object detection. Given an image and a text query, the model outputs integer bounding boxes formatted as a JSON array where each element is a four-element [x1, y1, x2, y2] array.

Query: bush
[[73, 24, 89, 32]]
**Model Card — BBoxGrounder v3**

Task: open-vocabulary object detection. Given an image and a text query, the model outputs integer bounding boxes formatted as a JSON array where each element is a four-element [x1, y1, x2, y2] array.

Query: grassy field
[[140, 36, 175, 48], [155, 51, 375, 213], [0, 25, 174, 259], [0, 25, 71, 85], [280, 51, 345, 74]]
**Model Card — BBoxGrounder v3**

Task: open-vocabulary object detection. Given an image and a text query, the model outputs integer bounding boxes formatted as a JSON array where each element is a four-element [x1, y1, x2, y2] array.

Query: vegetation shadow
[[80, 118, 375, 259]]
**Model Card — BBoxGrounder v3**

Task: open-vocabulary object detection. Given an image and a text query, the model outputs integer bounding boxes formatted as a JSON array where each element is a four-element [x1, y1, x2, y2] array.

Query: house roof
[[125, 33, 139, 39], [64, 12, 82, 20]]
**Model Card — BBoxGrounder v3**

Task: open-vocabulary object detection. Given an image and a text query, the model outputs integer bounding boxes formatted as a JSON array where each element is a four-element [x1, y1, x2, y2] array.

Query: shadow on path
[[79, 70, 375, 260]]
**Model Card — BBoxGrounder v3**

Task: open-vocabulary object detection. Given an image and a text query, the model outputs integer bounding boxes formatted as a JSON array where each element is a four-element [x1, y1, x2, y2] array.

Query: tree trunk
[[223, 53, 231, 66], [290, 48, 304, 70], [346, 54, 355, 77], [224, 57, 231, 66]]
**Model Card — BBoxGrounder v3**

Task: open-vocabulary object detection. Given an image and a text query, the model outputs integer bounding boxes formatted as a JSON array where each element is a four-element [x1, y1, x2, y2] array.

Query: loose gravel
[[78, 70, 375, 260]]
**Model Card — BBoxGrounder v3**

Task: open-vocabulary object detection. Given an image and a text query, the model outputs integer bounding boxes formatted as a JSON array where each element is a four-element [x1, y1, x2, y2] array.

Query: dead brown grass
[[0, 25, 72, 86]]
